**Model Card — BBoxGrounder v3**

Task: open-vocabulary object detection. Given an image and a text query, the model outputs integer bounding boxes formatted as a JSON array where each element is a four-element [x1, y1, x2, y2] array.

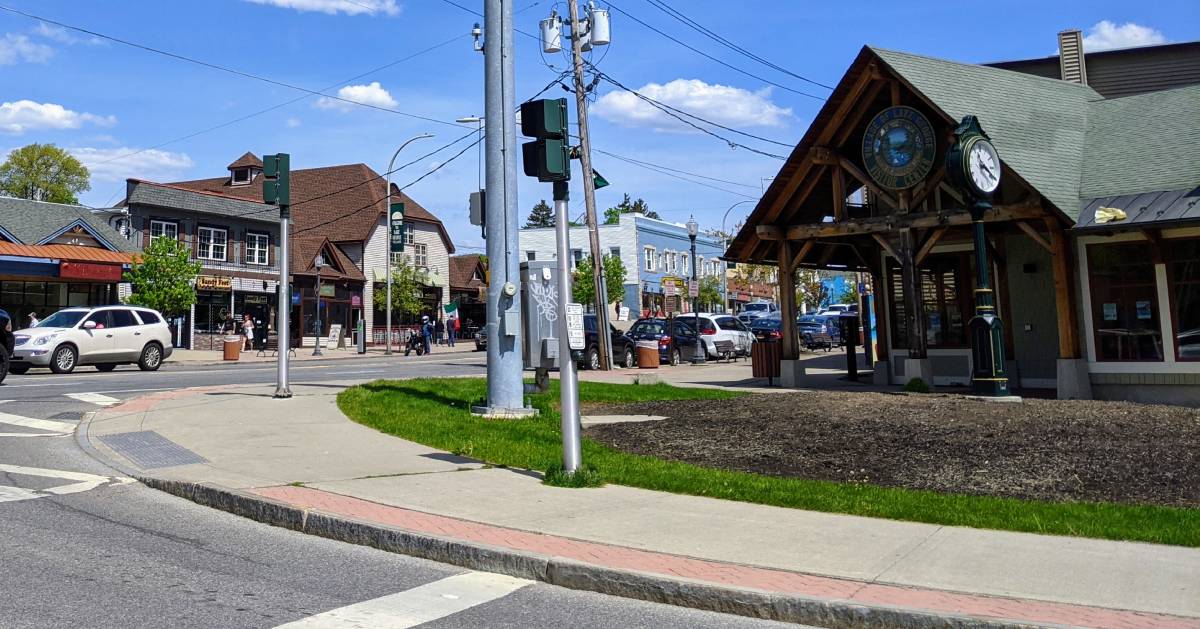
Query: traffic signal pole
[[263, 153, 292, 399], [566, 0, 612, 370], [553, 180, 582, 473]]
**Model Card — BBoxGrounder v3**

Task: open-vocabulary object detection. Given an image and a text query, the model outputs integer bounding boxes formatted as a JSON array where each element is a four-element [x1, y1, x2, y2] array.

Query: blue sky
[[2, 0, 1197, 254]]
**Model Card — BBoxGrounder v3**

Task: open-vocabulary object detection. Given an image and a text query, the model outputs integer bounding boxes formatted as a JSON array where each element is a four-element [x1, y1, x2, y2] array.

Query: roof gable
[[227, 152, 263, 170], [0, 196, 135, 252], [36, 217, 121, 250]]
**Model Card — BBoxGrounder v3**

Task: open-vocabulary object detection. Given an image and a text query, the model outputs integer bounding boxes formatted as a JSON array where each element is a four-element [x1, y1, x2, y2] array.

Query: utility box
[[521, 260, 564, 370]]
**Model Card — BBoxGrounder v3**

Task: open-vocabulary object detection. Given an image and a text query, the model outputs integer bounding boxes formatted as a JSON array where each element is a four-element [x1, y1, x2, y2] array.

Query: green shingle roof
[[0, 196, 135, 252]]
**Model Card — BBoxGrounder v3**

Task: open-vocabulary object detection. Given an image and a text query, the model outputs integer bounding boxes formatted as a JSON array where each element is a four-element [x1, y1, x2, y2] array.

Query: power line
[[594, 148, 759, 199], [0, 4, 467, 128], [603, 1, 826, 101], [642, 0, 834, 90], [591, 148, 760, 190], [434, 0, 543, 41]]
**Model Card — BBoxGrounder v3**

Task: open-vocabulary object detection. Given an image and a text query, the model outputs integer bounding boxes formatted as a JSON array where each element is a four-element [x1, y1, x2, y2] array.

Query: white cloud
[[31, 22, 104, 46], [243, 0, 400, 16], [592, 79, 792, 132], [286, 117, 302, 128], [68, 147, 194, 183], [315, 82, 397, 111], [0, 100, 116, 134], [0, 33, 53, 65], [1082, 21, 1168, 52]]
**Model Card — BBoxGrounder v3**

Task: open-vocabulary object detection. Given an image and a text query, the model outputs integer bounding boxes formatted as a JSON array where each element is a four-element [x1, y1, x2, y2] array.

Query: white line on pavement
[[273, 572, 533, 628], [0, 413, 75, 434], [0, 464, 130, 503], [64, 392, 121, 407]]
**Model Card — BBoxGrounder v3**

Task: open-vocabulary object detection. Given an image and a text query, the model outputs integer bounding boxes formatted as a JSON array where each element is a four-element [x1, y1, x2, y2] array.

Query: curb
[[136, 477, 1069, 629]]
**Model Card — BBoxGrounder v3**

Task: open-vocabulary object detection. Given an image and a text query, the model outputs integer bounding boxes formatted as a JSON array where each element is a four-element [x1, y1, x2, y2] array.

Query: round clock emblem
[[861, 106, 936, 190]]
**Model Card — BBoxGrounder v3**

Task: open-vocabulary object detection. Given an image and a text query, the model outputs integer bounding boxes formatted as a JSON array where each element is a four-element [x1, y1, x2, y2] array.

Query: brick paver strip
[[253, 485, 1197, 629]]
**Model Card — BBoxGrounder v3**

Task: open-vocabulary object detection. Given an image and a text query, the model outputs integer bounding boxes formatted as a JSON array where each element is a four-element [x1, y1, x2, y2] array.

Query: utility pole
[[479, 0, 529, 415], [263, 153, 291, 399], [554, 180, 582, 472], [565, 0, 612, 370]]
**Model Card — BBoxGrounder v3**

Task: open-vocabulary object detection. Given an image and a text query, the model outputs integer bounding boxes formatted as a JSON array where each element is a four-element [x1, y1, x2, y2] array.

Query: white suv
[[11, 306, 173, 374]]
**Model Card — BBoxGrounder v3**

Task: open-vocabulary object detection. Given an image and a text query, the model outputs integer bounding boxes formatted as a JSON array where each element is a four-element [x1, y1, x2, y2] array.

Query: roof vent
[[1058, 29, 1088, 85]]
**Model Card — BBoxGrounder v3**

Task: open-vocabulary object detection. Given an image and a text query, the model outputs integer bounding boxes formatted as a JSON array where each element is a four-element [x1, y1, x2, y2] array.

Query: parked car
[[580, 314, 637, 369], [737, 302, 778, 325], [0, 308, 13, 383], [749, 312, 783, 342], [798, 314, 841, 350], [11, 306, 173, 374], [820, 304, 852, 315], [474, 327, 487, 351], [701, 313, 754, 357], [626, 317, 699, 366]]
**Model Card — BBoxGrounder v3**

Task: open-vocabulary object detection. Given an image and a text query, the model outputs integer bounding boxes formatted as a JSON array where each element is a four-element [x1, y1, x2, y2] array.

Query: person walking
[[421, 315, 433, 354], [27, 311, 38, 327], [447, 315, 457, 347], [241, 314, 255, 351], [434, 317, 445, 347]]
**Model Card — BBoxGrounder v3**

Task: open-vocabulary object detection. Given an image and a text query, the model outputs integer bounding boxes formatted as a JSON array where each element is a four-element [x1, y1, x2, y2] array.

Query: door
[[76, 310, 116, 363], [107, 309, 144, 361]]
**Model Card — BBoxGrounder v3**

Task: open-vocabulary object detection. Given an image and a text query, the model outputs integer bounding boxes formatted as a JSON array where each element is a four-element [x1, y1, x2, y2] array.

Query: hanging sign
[[196, 275, 232, 291], [389, 202, 406, 254]]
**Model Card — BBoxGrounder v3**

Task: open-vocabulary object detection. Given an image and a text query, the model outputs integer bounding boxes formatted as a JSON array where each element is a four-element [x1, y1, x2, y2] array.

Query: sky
[[1, 0, 1198, 255]]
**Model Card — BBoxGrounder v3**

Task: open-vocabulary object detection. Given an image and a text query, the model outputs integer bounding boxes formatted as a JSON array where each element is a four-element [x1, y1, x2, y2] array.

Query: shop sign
[[244, 294, 268, 305], [319, 284, 336, 298], [59, 261, 123, 282], [196, 275, 232, 291], [351, 294, 362, 307]]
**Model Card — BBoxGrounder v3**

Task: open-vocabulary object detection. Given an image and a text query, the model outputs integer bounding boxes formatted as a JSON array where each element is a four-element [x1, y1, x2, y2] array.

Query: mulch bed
[[584, 391, 1200, 508]]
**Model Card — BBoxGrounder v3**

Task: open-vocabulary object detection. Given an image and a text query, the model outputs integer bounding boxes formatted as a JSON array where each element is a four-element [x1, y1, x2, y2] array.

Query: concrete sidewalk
[[81, 382, 1199, 628], [165, 342, 479, 365]]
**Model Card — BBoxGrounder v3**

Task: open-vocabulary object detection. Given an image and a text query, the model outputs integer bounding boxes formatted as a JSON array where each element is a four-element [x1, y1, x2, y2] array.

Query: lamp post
[[721, 200, 756, 314], [384, 133, 434, 356], [687, 216, 705, 365], [313, 254, 325, 356]]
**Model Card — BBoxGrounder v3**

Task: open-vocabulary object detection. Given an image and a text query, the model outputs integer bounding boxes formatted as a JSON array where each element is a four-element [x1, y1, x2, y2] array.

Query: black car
[[749, 312, 783, 342], [580, 314, 637, 369], [798, 314, 841, 350], [626, 317, 700, 366], [0, 308, 11, 382]]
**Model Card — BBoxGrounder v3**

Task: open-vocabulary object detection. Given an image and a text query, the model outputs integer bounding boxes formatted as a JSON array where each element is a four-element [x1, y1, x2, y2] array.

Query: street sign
[[664, 282, 676, 297], [565, 302, 585, 350], [390, 202, 405, 253], [688, 280, 699, 298]]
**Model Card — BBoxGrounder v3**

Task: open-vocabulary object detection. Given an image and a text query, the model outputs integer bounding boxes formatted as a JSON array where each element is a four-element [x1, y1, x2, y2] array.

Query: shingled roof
[[0, 196, 135, 252], [449, 254, 485, 290], [226, 151, 263, 170]]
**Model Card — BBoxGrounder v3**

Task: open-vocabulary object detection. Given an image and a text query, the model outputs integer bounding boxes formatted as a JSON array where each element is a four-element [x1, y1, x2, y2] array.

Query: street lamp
[[456, 116, 484, 191], [384, 133, 434, 356], [313, 254, 326, 357], [721, 199, 756, 313], [687, 216, 705, 365]]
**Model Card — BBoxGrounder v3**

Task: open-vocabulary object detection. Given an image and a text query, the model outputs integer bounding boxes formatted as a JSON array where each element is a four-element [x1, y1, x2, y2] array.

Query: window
[[665, 252, 676, 274], [390, 251, 405, 267], [196, 227, 227, 261], [109, 309, 138, 328], [644, 246, 656, 272], [149, 220, 178, 246], [472, 268, 485, 282], [412, 243, 428, 269], [609, 247, 620, 259], [135, 310, 162, 325], [1088, 242, 1162, 361], [526, 251, 536, 261], [84, 311, 112, 329], [697, 256, 705, 276], [572, 249, 583, 270], [681, 254, 688, 275], [246, 232, 269, 265], [231, 168, 251, 185], [405, 226, 416, 246], [888, 253, 972, 349], [1166, 238, 1200, 361]]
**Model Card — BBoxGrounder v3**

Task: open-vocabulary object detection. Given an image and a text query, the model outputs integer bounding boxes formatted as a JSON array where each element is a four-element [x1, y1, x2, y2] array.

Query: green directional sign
[[389, 202, 405, 254], [592, 169, 610, 190]]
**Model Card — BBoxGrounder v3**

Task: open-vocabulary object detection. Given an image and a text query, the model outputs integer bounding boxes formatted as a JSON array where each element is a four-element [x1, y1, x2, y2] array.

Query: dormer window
[[231, 168, 251, 185]]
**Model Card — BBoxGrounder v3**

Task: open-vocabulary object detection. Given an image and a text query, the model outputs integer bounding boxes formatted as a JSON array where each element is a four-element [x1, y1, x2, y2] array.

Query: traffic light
[[520, 98, 570, 182], [262, 153, 290, 207]]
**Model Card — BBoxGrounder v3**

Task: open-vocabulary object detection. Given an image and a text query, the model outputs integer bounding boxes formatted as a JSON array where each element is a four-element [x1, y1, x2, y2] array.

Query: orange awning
[[0, 242, 135, 264]]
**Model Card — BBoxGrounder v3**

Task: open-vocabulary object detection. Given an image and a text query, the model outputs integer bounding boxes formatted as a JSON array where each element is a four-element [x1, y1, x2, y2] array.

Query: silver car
[[11, 306, 173, 374]]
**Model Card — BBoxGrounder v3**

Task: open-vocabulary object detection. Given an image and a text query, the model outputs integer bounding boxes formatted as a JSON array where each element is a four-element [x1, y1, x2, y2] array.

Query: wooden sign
[[196, 275, 232, 291]]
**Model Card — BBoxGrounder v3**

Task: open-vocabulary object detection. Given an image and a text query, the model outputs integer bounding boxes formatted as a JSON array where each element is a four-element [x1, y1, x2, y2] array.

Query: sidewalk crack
[[852, 525, 945, 597]]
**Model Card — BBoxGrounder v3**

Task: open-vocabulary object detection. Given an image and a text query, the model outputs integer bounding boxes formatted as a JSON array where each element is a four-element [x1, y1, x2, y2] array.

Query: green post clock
[[947, 116, 1010, 397]]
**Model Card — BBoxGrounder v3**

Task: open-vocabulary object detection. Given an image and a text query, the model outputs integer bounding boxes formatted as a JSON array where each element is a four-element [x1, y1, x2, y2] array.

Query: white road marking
[[0, 464, 130, 503], [64, 392, 121, 407], [0, 412, 74, 438], [273, 572, 533, 628]]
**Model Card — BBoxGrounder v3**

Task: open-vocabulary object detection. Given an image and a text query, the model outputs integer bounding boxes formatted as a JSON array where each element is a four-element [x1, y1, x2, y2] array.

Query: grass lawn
[[338, 378, 1200, 547]]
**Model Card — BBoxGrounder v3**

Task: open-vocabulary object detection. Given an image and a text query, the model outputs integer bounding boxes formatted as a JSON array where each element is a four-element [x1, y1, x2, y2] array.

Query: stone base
[[470, 405, 540, 419], [963, 395, 1024, 403], [632, 373, 661, 386], [872, 360, 890, 386], [1056, 358, 1093, 400], [780, 359, 807, 388], [903, 358, 935, 387]]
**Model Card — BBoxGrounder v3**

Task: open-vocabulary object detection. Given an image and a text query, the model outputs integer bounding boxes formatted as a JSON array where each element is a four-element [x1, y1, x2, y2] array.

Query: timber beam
[[1015, 221, 1053, 254], [757, 202, 1043, 241]]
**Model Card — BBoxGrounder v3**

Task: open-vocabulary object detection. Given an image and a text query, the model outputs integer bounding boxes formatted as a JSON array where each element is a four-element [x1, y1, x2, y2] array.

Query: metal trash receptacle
[[223, 335, 241, 361], [636, 341, 659, 369], [751, 341, 780, 384]]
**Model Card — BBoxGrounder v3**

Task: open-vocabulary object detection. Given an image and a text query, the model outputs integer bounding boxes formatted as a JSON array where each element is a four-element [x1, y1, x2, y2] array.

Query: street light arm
[[387, 133, 436, 175], [384, 133, 434, 356], [720, 199, 756, 239]]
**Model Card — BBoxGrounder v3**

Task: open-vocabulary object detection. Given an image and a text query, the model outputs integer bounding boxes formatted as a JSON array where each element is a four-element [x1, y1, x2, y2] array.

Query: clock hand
[[980, 162, 996, 178]]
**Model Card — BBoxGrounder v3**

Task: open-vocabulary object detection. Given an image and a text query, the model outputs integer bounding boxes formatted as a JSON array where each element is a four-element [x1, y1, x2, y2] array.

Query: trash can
[[223, 335, 241, 361], [751, 340, 781, 385], [636, 341, 659, 369]]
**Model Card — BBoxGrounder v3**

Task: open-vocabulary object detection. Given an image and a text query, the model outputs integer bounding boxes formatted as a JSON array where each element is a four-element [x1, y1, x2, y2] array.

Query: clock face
[[967, 139, 1001, 195], [861, 106, 936, 190]]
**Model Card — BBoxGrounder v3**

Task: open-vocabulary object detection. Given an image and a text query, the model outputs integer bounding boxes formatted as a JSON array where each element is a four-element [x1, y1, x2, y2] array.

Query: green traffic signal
[[519, 99, 570, 182], [262, 152, 290, 206]]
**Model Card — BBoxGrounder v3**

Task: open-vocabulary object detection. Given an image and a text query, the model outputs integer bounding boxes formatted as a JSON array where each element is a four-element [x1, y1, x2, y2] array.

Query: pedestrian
[[434, 317, 445, 346], [421, 315, 433, 354], [447, 315, 457, 347], [222, 313, 236, 334], [242, 314, 255, 351], [27, 311, 38, 327]]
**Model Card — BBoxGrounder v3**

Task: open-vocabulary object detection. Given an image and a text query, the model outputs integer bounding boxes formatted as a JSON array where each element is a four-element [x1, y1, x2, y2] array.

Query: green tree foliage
[[572, 254, 627, 305], [124, 237, 202, 316], [373, 256, 426, 320], [0, 143, 91, 204], [524, 199, 554, 228], [604, 193, 659, 224], [795, 269, 829, 312], [836, 281, 860, 306], [697, 276, 723, 311]]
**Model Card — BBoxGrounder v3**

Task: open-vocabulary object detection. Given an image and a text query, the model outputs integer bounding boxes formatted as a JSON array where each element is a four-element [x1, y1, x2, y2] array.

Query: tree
[[604, 193, 659, 224], [697, 276, 723, 311], [795, 269, 830, 313], [572, 254, 627, 305], [373, 256, 426, 323], [0, 143, 90, 204], [524, 199, 554, 228], [836, 281, 860, 306], [124, 237, 202, 317]]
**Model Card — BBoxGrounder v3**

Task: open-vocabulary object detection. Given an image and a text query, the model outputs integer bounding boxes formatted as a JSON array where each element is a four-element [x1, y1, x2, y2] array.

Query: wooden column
[[778, 240, 799, 360], [899, 228, 928, 358], [1046, 218, 1080, 359], [870, 265, 889, 363]]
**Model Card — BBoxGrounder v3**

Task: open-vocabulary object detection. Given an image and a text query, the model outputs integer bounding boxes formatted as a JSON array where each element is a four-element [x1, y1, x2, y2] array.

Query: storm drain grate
[[98, 431, 208, 469]]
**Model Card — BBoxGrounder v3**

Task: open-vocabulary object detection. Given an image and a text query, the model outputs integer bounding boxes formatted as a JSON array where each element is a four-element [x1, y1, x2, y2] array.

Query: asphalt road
[[0, 353, 796, 628]]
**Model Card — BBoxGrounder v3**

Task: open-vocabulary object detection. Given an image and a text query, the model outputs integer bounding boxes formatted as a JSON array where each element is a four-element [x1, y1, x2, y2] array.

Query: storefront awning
[[0, 242, 135, 265], [1074, 187, 1200, 231]]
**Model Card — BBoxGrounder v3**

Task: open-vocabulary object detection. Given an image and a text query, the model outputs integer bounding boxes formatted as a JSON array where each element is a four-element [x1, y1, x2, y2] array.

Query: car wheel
[[9, 364, 28, 375], [670, 347, 681, 366], [50, 345, 77, 374], [585, 347, 600, 370], [138, 343, 163, 371], [622, 347, 635, 368], [95, 363, 117, 372]]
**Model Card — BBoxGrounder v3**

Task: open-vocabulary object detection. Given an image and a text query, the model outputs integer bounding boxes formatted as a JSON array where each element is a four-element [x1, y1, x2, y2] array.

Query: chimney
[[1058, 29, 1088, 85]]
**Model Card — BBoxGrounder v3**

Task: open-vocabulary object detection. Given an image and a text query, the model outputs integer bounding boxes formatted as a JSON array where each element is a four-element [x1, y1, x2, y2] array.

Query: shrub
[[903, 377, 931, 393], [543, 463, 605, 488]]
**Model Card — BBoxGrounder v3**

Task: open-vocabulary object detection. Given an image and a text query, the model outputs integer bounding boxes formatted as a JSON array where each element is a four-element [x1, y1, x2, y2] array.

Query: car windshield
[[798, 315, 825, 325], [744, 303, 770, 312], [36, 310, 88, 329]]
